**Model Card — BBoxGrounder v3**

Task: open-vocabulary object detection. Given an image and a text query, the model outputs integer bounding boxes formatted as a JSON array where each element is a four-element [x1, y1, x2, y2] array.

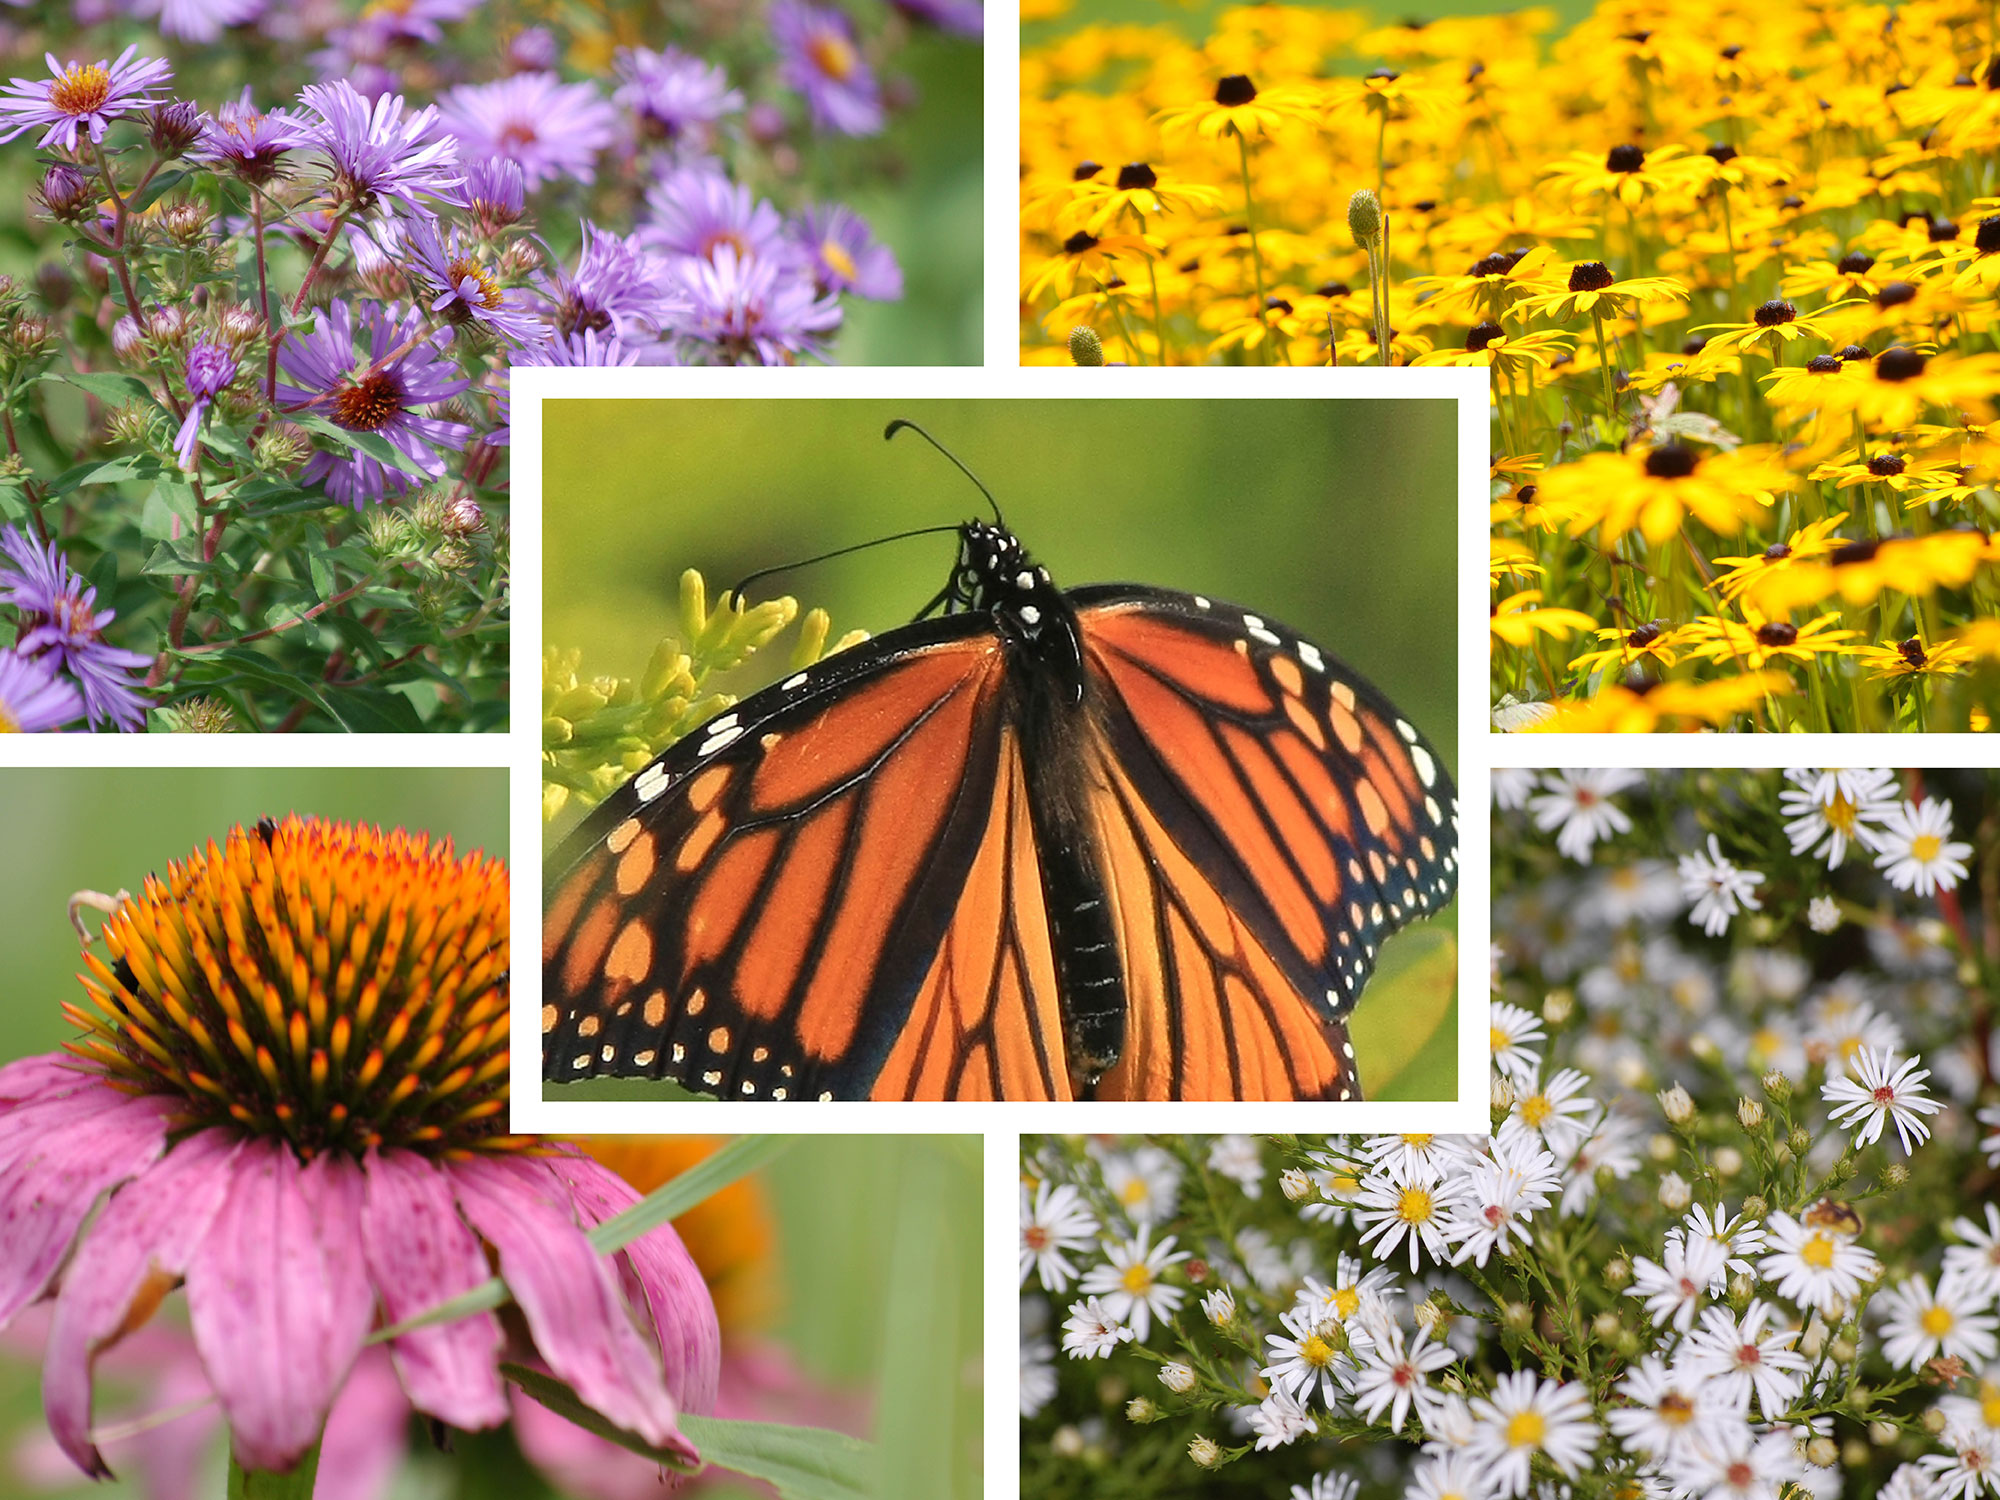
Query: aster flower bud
[[36, 162, 93, 221], [253, 420, 312, 472], [1201, 1286, 1235, 1326], [160, 695, 237, 732], [1414, 1298, 1445, 1334], [1728, 1272, 1755, 1302], [161, 200, 211, 245], [1647, 1133, 1676, 1162], [1806, 1437, 1839, 1469], [1068, 326, 1104, 366], [1502, 1301, 1532, 1332], [6, 313, 52, 358], [442, 493, 487, 537], [1658, 1171, 1691, 1211], [1658, 1083, 1695, 1123], [1052, 1426, 1084, 1458], [1279, 1166, 1312, 1201], [1761, 1069, 1792, 1103], [1869, 1422, 1898, 1446], [1790, 1126, 1812, 1155], [1188, 1436, 1221, 1468], [1159, 1361, 1195, 1393], [1881, 1162, 1909, 1188], [1542, 988, 1574, 1024], [1491, 1072, 1516, 1113], [1126, 1396, 1157, 1423], [147, 99, 203, 156], [1591, 1311, 1622, 1340], [1347, 188, 1382, 245], [107, 400, 160, 449], [1741, 1194, 1769, 1220], [1714, 1147, 1743, 1177], [1604, 1256, 1631, 1289]]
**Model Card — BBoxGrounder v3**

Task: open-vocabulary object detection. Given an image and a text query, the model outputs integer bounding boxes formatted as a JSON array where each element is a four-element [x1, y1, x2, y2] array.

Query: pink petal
[[42, 1129, 242, 1478], [0, 1053, 95, 1105], [314, 1346, 412, 1500], [448, 1156, 694, 1463], [548, 1153, 721, 1415], [0, 1081, 173, 1327], [183, 1141, 374, 1474], [359, 1149, 507, 1431]]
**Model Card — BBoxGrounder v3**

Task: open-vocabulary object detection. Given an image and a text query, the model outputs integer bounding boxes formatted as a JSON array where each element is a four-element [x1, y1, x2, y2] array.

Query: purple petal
[[0, 1054, 95, 1105], [183, 1140, 374, 1473], [448, 1156, 693, 1462], [315, 1347, 411, 1500], [360, 1148, 507, 1430], [0, 1081, 172, 1328], [547, 1153, 721, 1416], [42, 1129, 242, 1477]]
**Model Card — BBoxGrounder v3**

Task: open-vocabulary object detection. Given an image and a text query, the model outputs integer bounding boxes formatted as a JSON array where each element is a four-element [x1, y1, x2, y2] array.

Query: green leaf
[[127, 169, 191, 214], [152, 474, 200, 535], [306, 547, 335, 601], [499, 1364, 703, 1475], [317, 685, 423, 732], [226, 1441, 320, 1500], [588, 1135, 799, 1255], [294, 413, 433, 481], [188, 647, 350, 730], [48, 455, 159, 495], [41, 369, 157, 408], [141, 540, 214, 577], [875, 1144, 958, 1500], [681, 1414, 876, 1500]]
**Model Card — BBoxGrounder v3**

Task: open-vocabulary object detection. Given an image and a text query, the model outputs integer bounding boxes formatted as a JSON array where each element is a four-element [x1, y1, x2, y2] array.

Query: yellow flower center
[[1506, 1410, 1547, 1449], [1982, 1390, 2000, 1427], [49, 64, 111, 118], [1402, 1133, 1434, 1148], [1398, 1186, 1434, 1223], [1659, 1393, 1695, 1427], [820, 239, 859, 282], [444, 256, 504, 311], [1119, 1178, 1149, 1206], [1801, 1232, 1836, 1270], [1824, 791, 1858, 834], [1913, 833, 1942, 861], [809, 33, 857, 80], [1122, 1262, 1155, 1294], [1331, 1171, 1360, 1196], [0, 704, 18, 733], [1301, 1334, 1334, 1367], [1333, 1286, 1361, 1318], [1491, 1025, 1509, 1051], [1521, 1093, 1553, 1126], [1923, 1305, 1956, 1337]]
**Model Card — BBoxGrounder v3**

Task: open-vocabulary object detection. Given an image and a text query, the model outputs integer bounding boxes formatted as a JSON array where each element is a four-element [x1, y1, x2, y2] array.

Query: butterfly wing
[[1068, 587, 1459, 1101], [542, 621, 1077, 1100]]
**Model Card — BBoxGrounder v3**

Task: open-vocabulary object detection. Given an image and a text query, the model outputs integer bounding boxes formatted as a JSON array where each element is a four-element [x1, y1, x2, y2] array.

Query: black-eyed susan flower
[[1152, 74, 1322, 143], [1694, 298, 1855, 361], [1681, 610, 1862, 671], [1523, 671, 1791, 732], [1491, 589, 1596, 651], [1809, 448, 1949, 497], [1857, 635, 1975, 682], [1748, 531, 1994, 613], [1849, 347, 2000, 432], [1023, 229, 1161, 302], [1567, 618, 1690, 677], [0, 816, 721, 1481], [1518, 260, 1691, 324], [1056, 161, 1228, 237], [1761, 353, 1864, 415], [1710, 514, 1852, 599], [1405, 245, 1559, 323], [1536, 442, 1792, 545], [1490, 537, 1544, 585], [1321, 67, 1453, 127], [1781, 248, 1893, 305], [1538, 144, 1704, 208], [1951, 216, 2000, 295], [1412, 322, 1572, 377]]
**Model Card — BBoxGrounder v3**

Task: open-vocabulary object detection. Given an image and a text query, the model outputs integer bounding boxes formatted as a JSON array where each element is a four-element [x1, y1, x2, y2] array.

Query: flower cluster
[[1024, 765, 2000, 1500], [1023, 0, 1999, 727], [0, 3, 972, 729]]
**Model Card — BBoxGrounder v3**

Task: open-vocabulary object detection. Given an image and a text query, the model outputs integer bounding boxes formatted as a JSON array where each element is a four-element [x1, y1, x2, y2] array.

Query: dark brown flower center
[[1705, 142, 1738, 164], [1214, 74, 1257, 107], [1837, 249, 1875, 274], [1900, 636, 1927, 666], [1753, 299, 1797, 327], [1627, 621, 1664, 647], [1763, 542, 1792, 560], [1644, 443, 1699, 479], [1831, 539, 1881, 564], [1072, 159, 1102, 181], [1868, 453, 1907, 476], [1876, 281, 1918, 308], [1929, 216, 1959, 243], [1838, 343, 1870, 362], [1977, 216, 2000, 254], [1806, 354, 1842, 372], [1756, 621, 1798, 647], [1470, 248, 1527, 277], [331, 370, 406, 432], [1063, 231, 1098, 255], [1569, 261, 1616, 292], [1875, 346, 1927, 381], [1466, 321, 1504, 351], [1116, 162, 1156, 190], [1605, 144, 1646, 173]]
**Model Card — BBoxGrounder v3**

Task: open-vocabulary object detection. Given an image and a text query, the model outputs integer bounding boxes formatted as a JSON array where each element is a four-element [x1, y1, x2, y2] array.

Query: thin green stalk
[[1376, 112, 1392, 363], [1233, 128, 1283, 366], [1590, 307, 1618, 421]]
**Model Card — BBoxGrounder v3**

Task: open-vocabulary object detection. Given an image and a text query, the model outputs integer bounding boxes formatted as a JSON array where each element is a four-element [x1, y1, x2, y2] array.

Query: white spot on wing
[[700, 725, 743, 755], [1410, 744, 1437, 788], [782, 672, 808, 690], [634, 764, 671, 803], [1297, 642, 1325, 672]]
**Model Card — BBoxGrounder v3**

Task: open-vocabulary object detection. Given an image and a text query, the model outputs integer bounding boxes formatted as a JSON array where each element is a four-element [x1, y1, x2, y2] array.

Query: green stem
[[1376, 112, 1392, 364], [228, 1441, 322, 1500], [1233, 128, 1283, 366], [1590, 307, 1618, 422]]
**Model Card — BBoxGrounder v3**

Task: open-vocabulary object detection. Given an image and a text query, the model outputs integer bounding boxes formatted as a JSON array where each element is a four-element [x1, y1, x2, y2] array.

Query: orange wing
[[543, 624, 1073, 1100], [1071, 589, 1458, 1101]]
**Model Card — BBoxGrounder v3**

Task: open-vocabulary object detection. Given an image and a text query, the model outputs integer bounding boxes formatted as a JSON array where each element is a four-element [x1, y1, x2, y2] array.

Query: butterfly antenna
[[883, 419, 1005, 526], [728, 524, 963, 604]]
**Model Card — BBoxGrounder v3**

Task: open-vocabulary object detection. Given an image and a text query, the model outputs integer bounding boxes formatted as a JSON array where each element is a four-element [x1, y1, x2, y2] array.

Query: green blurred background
[[545, 397, 1460, 1099], [0, 773, 981, 1500], [1025, 0, 1598, 49]]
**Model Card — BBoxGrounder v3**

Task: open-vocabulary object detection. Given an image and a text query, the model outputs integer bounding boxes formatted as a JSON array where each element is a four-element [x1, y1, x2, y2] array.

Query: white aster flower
[[1605, 1354, 1735, 1461], [1489, 1002, 1548, 1085], [1682, 1425, 1808, 1500], [1780, 767, 1900, 868], [1822, 1046, 1944, 1155], [1078, 1226, 1190, 1342], [1937, 1370, 2000, 1440], [1295, 1254, 1402, 1337], [1247, 1384, 1315, 1449], [1350, 1318, 1455, 1433], [1448, 1134, 1560, 1268], [1678, 833, 1765, 937], [1202, 1284, 1236, 1327], [1556, 1111, 1643, 1216], [1021, 1179, 1099, 1291], [1463, 1370, 1597, 1497], [1357, 1169, 1456, 1272], [1677, 1299, 1809, 1417], [1294, 1474, 1361, 1500], [1876, 1272, 2000, 1370], [1501, 1066, 1600, 1156], [1807, 895, 1842, 933], [1493, 767, 1540, 810], [1679, 1202, 1768, 1283], [1578, 857, 1686, 927], [1061, 1295, 1134, 1359], [1099, 1144, 1182, 1223], [1948, 1206, 2000, 1305], [1883, 1461, 1945, 1500], [1207, 1134, 1266, 1196], [1630, 1232, 1729, 1332], [1263, 1304, 1356, 1410], [1408, 1448, 1489, 1500], [1365, 1133, 1460, 1185], [1757, 1209, 1881, 1316], [1808, 996, 1905, 1079], [1529, 769, 1642, 864], [1874, 797, 1973, 897], [1981, 1106, 2000, 1169], [1919, 1423, 2000, 1500]]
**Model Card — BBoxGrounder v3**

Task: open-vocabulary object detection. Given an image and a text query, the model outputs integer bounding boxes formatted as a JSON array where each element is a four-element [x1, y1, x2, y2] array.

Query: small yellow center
[[809, 33, 857, 80], [1913, 833, 1942, 862], [1521, 1093, 1553, 1127], [1331, 1171, 1360, 1197], [1981, 1389, 2000, 1427], [1491, 1025, 1509, 1051], [1801, 1232, 1836, 1270], [1398, 1186, 1434, 1224], [1332, 1286, 1361, 1319], [1301, 1334, 1334, 1367], [0, 704, 18, 733], [1122, 1263, 1154, 1294], [1506, 1410, 1547, 1449], [1119, 1179, 1148, 1207], [1823, 791, 1859, 834], [444, 256, 503, 311], [1658, 1393, 1694, 1427], [1402, 1133, 1434, 1148], [49, 64, 111, 118], [1923, 1305, 1956, 1337], [821, 239, 859, 281]]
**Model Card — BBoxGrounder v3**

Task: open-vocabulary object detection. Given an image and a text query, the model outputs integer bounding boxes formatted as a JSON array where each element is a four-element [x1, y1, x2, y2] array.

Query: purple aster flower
[[0, 528, 152, 732], [128, 0, 266, 44], [405, 215, 543, 346], [464, 157, 525, 233], [771, 1, 884, 137], [668, 247, 841, 365], [0, 647, 83, 732], [516, 328, 642, 366], [0, 46, 173, 152], [314, 0, 479, 66], [173, 342, 238, 472], [508, 25, 561, 71], [643, 163, 788, 266], [298, 79, 461, 216], [275, 300, 472, 508], [191, 87, 311, 183], [613, 46, 743, 143], [534, 222, 683, 343], [892, 0, 982, 35], [793, 202, 902, 300], [436, 73, 618, 190]]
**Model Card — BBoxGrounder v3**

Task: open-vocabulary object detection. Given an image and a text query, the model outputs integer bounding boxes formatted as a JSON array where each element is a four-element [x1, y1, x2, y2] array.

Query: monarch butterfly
[[544, 431, 1457, 1101]]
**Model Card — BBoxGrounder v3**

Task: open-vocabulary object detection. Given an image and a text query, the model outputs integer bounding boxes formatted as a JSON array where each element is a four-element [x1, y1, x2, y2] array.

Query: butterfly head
[[952, 519, 1085, 699]]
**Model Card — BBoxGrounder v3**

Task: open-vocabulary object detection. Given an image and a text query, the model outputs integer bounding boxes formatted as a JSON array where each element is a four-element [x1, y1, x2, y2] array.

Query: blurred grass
[[1025, 0, 1599, 48]]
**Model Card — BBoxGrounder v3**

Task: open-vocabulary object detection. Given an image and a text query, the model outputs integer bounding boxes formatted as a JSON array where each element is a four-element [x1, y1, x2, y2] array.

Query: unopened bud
[[1881, 1162, 1910, 1188], [1738, 1097, 1765, 1129], [254, 421, 313, 472], [1591, 1311, 1622, 1340], [1807, 1437, 1839, 1468], [37, 163, 93, 221], [1347, 188, 1382, 244], [1188, 1436, 1221, 1468], [1659, 1084, 1695, 1124], [1159, 1361, 1195, 1393], [1279, 1167, 1313, 1201], [164, 696, 238, 733], [1502, 1301, 1533, 1332], [1542, 989, 1574, 1025], [1868, 1423, 1897, 1447], [1052, 1425, 1084, 1457], [1126, 1397, 1157, 1423], [148, 100, 203, 156], [1762, 1069, 1793, 1103], [1658, 1172, 1691, 1211], [1604, 1256, 1632, 1289], [1068, 326, 1104, 366], [162, 201, 211, 246], [1832, 1338, 1859, 1366], [1714, 1147, 1743, 1178]]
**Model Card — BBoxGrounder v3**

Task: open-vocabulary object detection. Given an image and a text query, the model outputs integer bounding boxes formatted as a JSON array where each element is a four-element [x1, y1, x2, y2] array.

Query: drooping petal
[[43, 1129, 242, 1477], [315, 1346, 412, 1500], [547, 1152, 721, 1415], [0, 1053, 95, 1106], [184, 1140, 374, 1473], [360, 1148, 507, 1430], [0, 1085, 173, 1326], [448, 1155, 694, 1463]]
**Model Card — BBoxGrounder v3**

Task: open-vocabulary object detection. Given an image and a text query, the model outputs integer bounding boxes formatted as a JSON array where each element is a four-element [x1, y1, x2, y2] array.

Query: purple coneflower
[[535, 222, 682, 344], [173, 341, 237, 471], [643, 164, 788, 266], [613, 46, 744, 143], [405, 215, 542, 346], [127, 0, 266, 44], [0, 527, 151, 732], [793, 202, 902, 299], [0, 817, 720, 1481], [0, 46, 173, 152], [191, 87, 311, 183], [771, 0, 884, 137], [669, 247, 841, 365], [436, 72, 618, 190], [297, 79, 461, 216], [0, 647, 83, 732], [275, 299, 472, 508]]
